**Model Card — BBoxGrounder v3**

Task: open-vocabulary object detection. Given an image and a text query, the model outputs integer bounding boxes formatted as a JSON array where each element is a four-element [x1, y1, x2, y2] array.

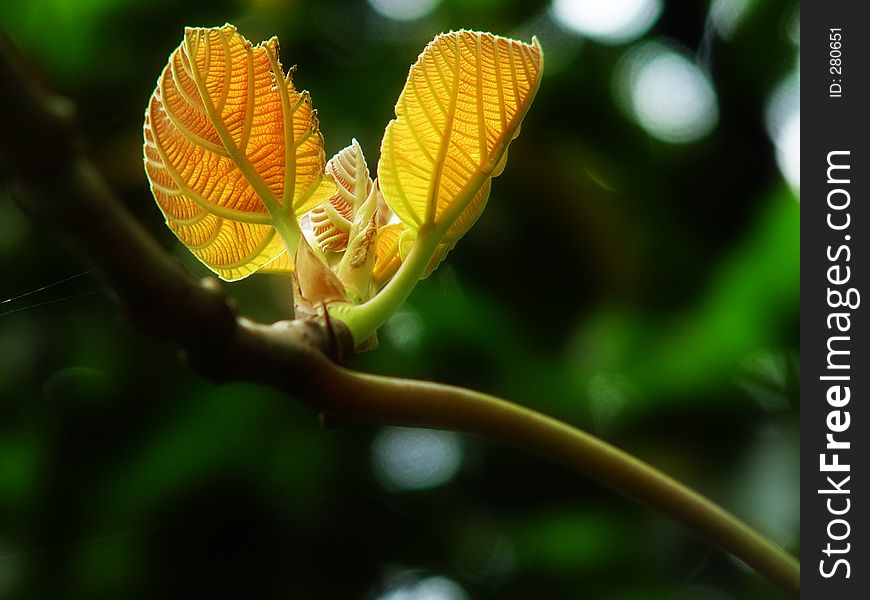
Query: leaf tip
[[530, 36, 545, 75]]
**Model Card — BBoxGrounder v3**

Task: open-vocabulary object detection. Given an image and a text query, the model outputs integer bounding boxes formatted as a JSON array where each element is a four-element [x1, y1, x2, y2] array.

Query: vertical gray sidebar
[[802, 0, 869, 597]]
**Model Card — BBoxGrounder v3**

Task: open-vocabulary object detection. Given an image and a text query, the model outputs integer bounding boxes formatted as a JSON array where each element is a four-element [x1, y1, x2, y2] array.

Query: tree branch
[[319, 368, 800, 595], [0, 32, 798, 596]]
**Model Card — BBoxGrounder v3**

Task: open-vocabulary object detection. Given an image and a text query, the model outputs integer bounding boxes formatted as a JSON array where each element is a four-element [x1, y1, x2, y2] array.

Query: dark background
[[0, 0, 799, 598]]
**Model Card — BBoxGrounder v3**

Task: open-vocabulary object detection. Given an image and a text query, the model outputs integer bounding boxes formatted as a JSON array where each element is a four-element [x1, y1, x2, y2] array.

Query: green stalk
[[268, 208, 302, 260], [330, 226, 442, 343], [315, 366, 800, 596]]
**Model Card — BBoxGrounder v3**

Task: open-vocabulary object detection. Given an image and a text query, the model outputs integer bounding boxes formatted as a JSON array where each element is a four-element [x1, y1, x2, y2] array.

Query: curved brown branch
[[0, 32, 798, 596]]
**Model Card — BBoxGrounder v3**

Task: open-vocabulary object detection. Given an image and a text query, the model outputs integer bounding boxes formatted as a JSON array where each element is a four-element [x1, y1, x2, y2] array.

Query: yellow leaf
[[371, 155, 492, 284], [143, 24, 333, 281], [421, 179, 492, 279], [308, 139, 373, 253], [378, 30, 542, 236], [372, 223, 407, 288]]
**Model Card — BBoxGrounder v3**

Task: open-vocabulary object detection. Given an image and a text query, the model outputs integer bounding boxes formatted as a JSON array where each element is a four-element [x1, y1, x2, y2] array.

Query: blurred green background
[[0, 0, 799, 598]]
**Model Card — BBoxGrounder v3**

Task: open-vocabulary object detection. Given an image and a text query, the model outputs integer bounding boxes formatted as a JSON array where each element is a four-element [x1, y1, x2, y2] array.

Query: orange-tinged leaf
[[308, 139, 373, 252], [257, 251, 295, 275], [378, 30, 542, 235], [143, 24, 333, 281], [372, 223, 407, 288]]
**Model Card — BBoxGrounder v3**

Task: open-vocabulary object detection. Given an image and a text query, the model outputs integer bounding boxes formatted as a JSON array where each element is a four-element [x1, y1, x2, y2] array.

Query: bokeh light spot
[[616, 41, 719, 143], [775, 113, 800, 194], [765, 72, 800, 195], [383, 308, 425, 351], [737, 350, 791, 412], [368, 0, 441, 22], [377, 575, 469, 600], [550, 0, 662, 44], [709, 0, 754, 40], [733, 424, 800, 549], [588, 372, 638, 432], [372, 427, 463, 491]]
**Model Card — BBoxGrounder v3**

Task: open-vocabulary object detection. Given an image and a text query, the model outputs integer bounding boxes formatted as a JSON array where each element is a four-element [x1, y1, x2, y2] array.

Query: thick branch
[[0, 32, 798, 596]]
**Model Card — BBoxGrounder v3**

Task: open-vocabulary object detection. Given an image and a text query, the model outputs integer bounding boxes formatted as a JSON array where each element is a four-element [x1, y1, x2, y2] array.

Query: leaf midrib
[[184, 30, 285, 218]]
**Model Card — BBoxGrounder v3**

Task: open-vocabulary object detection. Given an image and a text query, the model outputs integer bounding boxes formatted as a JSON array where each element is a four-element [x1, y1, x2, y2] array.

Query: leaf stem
[[316, 366, 800, 596], [330, 227, 441, 343], [269, 207, 302, 259]]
